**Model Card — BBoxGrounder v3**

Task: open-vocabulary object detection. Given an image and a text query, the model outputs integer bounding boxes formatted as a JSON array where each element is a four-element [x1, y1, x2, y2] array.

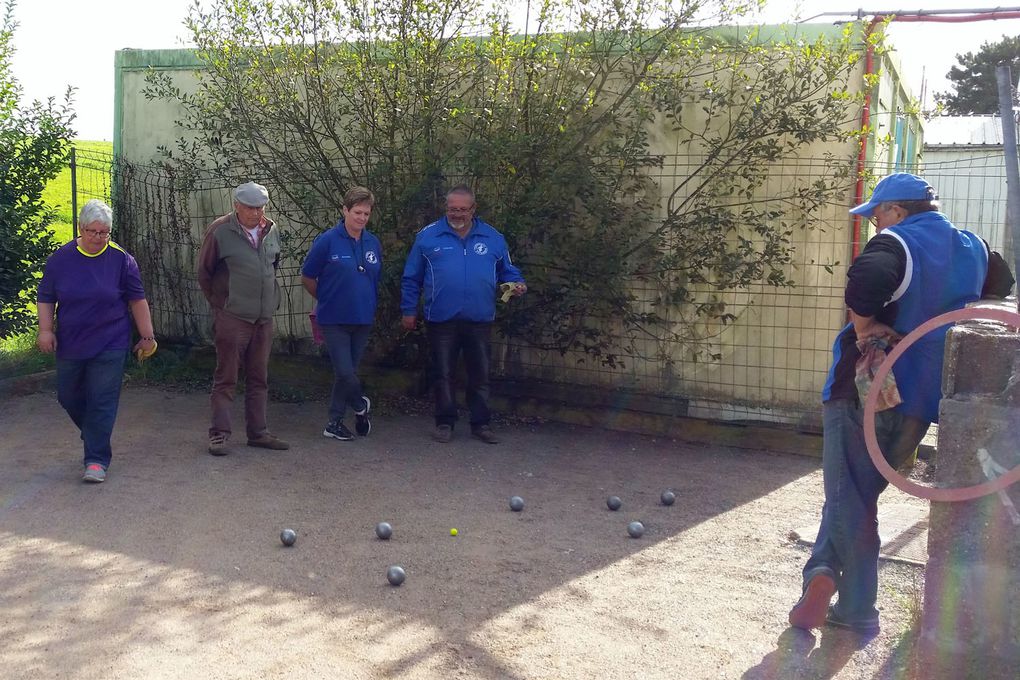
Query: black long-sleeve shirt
[[826, 233, 1015, 402]]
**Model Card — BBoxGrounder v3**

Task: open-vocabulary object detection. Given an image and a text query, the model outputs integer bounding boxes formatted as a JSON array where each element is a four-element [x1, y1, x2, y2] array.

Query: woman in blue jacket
[[302, 187, 383, 441]]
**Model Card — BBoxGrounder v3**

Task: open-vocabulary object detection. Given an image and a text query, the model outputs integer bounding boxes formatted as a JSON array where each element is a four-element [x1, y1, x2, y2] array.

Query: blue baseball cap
[[849, 173, 937, 218]]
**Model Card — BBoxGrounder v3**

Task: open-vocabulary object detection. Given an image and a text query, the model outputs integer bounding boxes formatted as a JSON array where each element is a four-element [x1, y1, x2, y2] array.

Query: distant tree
[[935, 35, 1020, 115], [0, 0, 75, 340]]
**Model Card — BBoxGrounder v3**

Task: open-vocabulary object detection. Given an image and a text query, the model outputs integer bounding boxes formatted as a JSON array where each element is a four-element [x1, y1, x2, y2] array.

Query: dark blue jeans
[[803, 399, 917, 625], [56, 349, 127, 469], [427, 320, 491, 428], [321, 324, 371, 421]]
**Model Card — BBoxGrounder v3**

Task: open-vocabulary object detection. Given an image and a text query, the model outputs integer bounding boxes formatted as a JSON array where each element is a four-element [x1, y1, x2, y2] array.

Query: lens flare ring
[[863, 307, 1020, 501]]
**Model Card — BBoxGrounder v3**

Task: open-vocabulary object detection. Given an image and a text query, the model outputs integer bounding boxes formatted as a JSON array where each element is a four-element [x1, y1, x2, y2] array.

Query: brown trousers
[[209, 310, 273, 440]]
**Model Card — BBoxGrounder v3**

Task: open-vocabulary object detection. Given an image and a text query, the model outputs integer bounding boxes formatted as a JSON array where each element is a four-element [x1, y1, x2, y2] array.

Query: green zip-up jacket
[[197, 212, 282, 323]]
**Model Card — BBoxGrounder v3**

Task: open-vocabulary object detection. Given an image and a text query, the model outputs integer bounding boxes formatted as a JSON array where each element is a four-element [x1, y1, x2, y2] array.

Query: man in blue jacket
[[789, 173, 1014, 635], [401, 185, 527, 443]]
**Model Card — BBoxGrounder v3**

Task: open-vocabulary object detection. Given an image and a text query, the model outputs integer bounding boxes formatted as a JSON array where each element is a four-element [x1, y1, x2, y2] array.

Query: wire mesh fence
[[69, 147, 115, 227], [70, 146, 1011, 428]]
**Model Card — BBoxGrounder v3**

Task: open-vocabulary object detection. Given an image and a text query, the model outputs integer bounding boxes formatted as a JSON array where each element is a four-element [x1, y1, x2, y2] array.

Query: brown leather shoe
[[432, 424, 453, 443], [247, 433, 290, 450], [471, 425, 499, 444], [789, 573, 836, 630]]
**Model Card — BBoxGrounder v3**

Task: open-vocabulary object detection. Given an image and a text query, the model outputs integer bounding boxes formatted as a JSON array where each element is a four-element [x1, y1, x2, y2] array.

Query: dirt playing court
[[0, 385, 928, 679]]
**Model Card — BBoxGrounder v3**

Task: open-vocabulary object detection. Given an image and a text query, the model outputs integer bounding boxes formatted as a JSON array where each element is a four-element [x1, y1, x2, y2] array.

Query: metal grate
[[70, 148, 1010, 428]]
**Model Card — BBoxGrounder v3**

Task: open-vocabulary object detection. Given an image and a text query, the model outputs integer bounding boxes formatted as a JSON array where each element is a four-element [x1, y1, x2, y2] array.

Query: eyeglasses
[[447, 207, 474, 214], [869, 203, 898, 226], [82, 228, 111, 238]]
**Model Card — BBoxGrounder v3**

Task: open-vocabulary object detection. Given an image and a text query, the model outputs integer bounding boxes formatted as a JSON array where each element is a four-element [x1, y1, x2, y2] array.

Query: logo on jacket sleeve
[[473, 243, 489, 255], [365, 251, 379, 265]]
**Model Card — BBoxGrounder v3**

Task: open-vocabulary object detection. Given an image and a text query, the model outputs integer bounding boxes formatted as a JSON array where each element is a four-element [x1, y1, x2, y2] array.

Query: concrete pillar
[[920, 298, 1020, 677]]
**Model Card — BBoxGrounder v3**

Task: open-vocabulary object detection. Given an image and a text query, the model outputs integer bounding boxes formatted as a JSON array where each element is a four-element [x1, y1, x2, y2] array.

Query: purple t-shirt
[[37, 241, 146, 360]]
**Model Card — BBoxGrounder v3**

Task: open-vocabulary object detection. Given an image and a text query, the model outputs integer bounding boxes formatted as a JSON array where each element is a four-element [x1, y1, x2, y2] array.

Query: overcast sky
[[9, 0, 1020, 140]]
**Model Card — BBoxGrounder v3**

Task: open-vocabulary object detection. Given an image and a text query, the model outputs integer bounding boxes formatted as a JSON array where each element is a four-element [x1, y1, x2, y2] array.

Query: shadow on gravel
[[743, 627, 876, 680], [0, 386, 821, 678]]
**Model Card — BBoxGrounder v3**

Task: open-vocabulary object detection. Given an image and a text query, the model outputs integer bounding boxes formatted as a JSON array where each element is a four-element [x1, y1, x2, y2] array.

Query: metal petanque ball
[[376, 522, 393, 540], [606, 495, 622, 511], [387, 565, 406, 586], [627, 521, 645, 538], [280, 529, 297, 547], [660, 490, 676, 506], [509, 495, 525, 512]]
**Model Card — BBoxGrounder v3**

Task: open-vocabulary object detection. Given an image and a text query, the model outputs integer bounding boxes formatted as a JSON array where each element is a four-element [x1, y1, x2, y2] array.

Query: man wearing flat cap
[[788, 173, 1014, 635], [197, 181, 290, 454]]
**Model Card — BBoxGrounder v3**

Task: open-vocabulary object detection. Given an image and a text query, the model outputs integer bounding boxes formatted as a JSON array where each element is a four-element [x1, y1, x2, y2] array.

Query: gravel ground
[[0, 385, 930, 679]]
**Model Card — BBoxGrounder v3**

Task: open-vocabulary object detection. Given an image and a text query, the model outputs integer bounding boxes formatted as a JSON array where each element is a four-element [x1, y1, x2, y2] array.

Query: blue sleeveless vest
[[823, 212, 987, 422]]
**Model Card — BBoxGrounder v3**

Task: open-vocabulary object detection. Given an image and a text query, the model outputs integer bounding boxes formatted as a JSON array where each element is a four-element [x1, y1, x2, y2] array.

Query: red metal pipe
[[851, 16, 884, 260], [889, 12, 1020, 23], [851, 10, 1020, 260]]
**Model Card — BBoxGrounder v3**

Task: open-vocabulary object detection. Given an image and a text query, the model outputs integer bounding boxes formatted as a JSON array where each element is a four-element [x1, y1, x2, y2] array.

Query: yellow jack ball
[[450, 528, 458, 536]]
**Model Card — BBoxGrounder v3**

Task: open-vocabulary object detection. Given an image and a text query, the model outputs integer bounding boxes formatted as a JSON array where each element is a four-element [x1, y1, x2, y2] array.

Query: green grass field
[[1, 140, 114, 376], [42, 139, 113, 243]]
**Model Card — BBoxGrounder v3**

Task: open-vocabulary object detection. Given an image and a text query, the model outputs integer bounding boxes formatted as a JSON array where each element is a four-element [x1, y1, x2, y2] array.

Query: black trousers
[[426, 320, 492, 428]]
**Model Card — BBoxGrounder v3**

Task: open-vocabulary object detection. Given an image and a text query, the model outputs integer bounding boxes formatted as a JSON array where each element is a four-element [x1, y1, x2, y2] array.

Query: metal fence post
[[70, 146, 78, 236], [996, 64, 1020, 311]]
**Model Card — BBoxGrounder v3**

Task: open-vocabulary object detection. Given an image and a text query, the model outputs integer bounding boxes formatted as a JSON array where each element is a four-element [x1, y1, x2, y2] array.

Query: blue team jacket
[[301, 221, 382, 325], [400, 217, 524, 323]]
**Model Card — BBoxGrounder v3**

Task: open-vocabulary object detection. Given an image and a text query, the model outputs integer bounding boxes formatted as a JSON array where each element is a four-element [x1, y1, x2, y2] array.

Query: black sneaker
[[825, 605, 880, 635], [355, 396, 371, 436], [323, 419, 354, 441], [432, 424, 453, 443], [208, 433, 229, 456]]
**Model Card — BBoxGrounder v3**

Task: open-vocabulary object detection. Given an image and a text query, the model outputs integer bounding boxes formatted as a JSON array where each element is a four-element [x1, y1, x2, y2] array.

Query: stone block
[[927, 495, 1020, 568], [943, 324, 1020, 397], [936, 400, 1020, 489], [922, 299, 1020, 675], [920, 560, 1020, 676]]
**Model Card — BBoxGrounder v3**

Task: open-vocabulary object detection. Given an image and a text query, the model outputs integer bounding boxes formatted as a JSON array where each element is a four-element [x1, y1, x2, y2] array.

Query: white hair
[[78, 199, 113, 229]]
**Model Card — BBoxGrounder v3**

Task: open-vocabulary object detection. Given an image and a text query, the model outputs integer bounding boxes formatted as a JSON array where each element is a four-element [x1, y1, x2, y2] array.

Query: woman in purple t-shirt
[[36, 199, 156, 483]]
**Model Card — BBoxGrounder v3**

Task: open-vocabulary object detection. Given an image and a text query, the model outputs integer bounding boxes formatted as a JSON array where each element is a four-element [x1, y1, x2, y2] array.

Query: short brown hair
[[344, 186, 375, 210]]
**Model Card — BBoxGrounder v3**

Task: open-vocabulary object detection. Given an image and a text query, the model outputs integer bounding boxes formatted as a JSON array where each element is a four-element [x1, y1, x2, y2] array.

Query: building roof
[[924, 115, 1007, 146]]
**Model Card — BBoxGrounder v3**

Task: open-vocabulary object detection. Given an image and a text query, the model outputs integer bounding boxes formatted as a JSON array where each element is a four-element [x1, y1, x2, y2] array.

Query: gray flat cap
[[234, 181, 269, 207]]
